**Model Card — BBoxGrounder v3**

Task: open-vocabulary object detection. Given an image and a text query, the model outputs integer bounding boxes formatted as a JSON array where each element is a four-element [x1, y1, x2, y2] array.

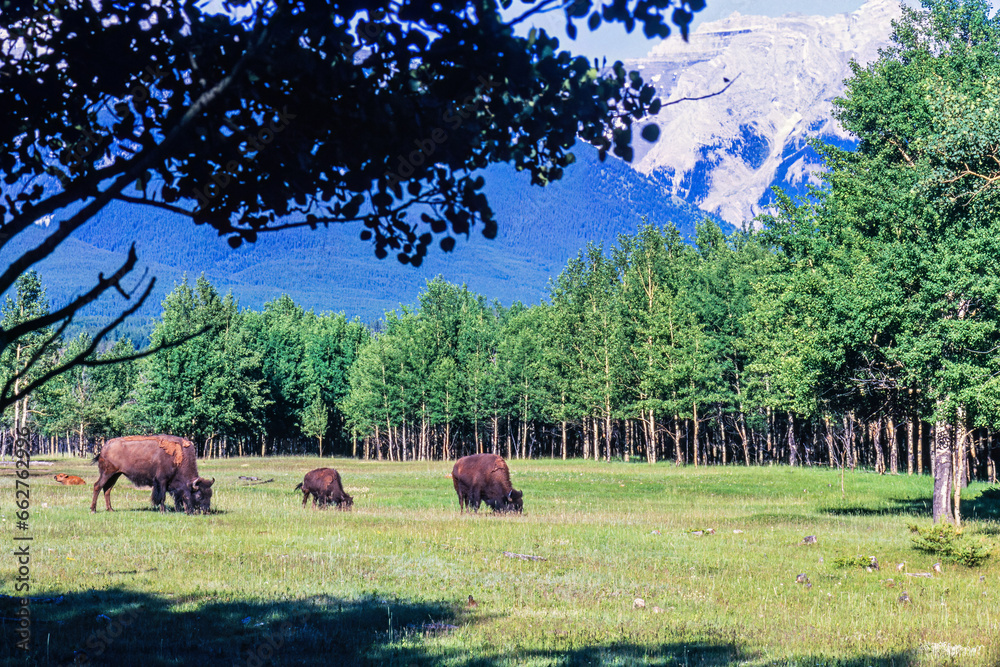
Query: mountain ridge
[[4, 143, 722, 338], [629, 0, 899, 225]]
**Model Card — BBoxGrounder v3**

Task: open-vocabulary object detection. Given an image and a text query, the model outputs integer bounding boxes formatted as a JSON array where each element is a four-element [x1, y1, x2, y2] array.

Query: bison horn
[[506, 490, 513, 502]]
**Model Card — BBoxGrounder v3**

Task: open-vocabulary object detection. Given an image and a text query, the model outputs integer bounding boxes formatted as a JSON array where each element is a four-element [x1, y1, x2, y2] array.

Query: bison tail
[[293, 482, 303, 492], [90, 454, 101, 465]]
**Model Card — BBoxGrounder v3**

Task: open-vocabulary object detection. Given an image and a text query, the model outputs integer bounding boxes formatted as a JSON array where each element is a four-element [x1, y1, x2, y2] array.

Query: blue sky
[[520, 1, 873, 61]]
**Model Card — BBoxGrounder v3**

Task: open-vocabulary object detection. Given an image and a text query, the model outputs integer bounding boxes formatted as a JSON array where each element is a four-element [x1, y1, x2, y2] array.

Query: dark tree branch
[[661, 73, 742, 108], [1, 276, 156, 410], [505, 0, 567, 28], [113, 193, 197, 219], [0, 2, 272, 298], [0, 246, 143, 355]]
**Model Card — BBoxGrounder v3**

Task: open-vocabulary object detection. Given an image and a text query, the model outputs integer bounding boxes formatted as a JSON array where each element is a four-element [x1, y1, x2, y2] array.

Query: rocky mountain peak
[[631, 0, 901, 226]]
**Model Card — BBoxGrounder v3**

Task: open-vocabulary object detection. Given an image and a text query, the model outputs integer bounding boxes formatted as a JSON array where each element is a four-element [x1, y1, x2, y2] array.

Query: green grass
[[3, 458, 999, 666]]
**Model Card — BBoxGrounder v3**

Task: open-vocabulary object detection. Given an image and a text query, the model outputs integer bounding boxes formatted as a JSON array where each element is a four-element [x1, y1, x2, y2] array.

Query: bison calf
[[91, 435, 215, 514], [54, 473, 87, 485], [452, 453, 523, 513], [295, 468, 353, 510]]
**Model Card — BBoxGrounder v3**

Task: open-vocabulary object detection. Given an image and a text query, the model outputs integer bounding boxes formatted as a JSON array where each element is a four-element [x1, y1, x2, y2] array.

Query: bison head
[[340, 492, 354, 510], [189, 477, 215, 513], [487, 489, 523, 513], [507, 488, 523, 513]]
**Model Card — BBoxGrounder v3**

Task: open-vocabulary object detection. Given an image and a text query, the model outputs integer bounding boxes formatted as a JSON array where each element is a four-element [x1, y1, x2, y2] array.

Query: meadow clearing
[[2, 457, 999, 666]]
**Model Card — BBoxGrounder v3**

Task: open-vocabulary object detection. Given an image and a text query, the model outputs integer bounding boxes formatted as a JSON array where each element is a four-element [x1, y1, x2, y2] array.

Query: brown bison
[[452, 453, 523, 513], [294, 468, 353, 510], [54, 473, 86, 485], [90, 435, 215, 514]]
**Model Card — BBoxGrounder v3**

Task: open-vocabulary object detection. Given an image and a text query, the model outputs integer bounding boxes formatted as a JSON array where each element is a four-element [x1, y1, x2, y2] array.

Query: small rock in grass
[[898, 592, 911, 604], [633, 598, 645, 609], [897, 562, 906, 572], [795, 574, 810, 585], [652, 606, 663, 614], [801, 535, 818, 545], [691, 531, 704, 537], [933, 562, 942, 574], [733, 529, 744, 534]]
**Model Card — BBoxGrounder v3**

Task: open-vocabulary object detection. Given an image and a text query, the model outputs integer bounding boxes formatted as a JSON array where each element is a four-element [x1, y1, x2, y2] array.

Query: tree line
[[4, 202, 999, 492]]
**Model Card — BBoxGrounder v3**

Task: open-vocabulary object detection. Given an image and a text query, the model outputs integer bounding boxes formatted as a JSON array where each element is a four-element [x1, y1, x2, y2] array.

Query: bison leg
[[455, 484, 467, 513], [301, 490, 310, 509], [151, 480, 168, 512], [91, 471, 122, 513], [469, 488, 482, 512]]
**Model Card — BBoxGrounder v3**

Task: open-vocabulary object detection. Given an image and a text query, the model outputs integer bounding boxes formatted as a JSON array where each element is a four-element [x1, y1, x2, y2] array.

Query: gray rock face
[[628, 0, 900, 226]]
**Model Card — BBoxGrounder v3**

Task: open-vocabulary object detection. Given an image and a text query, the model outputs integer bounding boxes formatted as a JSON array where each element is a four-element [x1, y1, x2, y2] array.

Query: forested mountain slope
[[4, 144, 721, 338]]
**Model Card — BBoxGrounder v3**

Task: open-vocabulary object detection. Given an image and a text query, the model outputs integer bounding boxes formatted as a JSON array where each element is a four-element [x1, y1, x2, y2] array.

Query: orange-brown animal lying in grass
[[54, 473, 86, 485]]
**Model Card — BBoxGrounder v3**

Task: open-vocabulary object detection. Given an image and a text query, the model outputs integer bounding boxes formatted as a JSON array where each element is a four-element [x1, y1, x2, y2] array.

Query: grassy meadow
[[2, 457, 1000, 666]]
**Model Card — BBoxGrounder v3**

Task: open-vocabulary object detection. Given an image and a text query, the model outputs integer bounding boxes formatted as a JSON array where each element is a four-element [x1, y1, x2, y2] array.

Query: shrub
[[909, 523, 992, 567]]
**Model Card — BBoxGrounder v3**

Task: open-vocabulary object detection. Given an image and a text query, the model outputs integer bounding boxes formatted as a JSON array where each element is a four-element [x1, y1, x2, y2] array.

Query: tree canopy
[[764, 0, 1000, 522]]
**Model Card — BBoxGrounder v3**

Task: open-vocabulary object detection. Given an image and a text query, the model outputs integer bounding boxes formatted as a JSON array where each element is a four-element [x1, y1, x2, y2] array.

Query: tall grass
[[2, 458, 998, 665]]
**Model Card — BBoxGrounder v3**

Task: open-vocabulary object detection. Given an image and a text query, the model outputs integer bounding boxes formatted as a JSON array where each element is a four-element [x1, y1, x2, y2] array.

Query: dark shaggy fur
[[451, 453, 523, 513], [294, 468, 353, 510], [90, 435, 214, 514]]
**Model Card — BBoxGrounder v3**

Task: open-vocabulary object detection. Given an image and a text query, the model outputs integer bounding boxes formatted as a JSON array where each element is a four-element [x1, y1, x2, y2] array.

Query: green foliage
[[0, 271, 59, 429], [909, 522, 992, 567], [300, 391, 329, 456], [19, 0, 1000, 482], [832, 554, 875, 569]]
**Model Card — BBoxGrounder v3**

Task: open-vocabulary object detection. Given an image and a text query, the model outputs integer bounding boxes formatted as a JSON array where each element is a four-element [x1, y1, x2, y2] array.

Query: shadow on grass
[[823, 490, 1000, 523], [1, 589, 921, 666], [963, 488, 1000, 522], [0, 588, 483, 666], [475, 645, 919, 667], [103, 507, 232, 516], [821, 497, 930, 517]]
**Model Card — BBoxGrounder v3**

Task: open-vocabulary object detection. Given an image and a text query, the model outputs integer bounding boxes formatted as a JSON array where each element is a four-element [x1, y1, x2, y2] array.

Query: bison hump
[[116, 434, 192, 465], [158, 438, 191, 466]]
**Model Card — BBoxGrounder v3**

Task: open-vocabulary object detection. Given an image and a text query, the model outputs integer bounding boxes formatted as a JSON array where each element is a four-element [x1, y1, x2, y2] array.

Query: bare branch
[[0, 246, 143, 356], [661, 73, 742, 108], [505, 0, 567, 29], [112, 194, 197, 219], [887, 137, 916, 167], [1, 277, 171, 411]]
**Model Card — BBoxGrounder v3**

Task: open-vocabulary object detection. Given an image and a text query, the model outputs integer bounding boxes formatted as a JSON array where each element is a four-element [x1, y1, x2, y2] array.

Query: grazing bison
[[54, 474, 86, 485], [294, 468, 353, 510], [452, 453, 523, 513], [90, 435, 215, 514]]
